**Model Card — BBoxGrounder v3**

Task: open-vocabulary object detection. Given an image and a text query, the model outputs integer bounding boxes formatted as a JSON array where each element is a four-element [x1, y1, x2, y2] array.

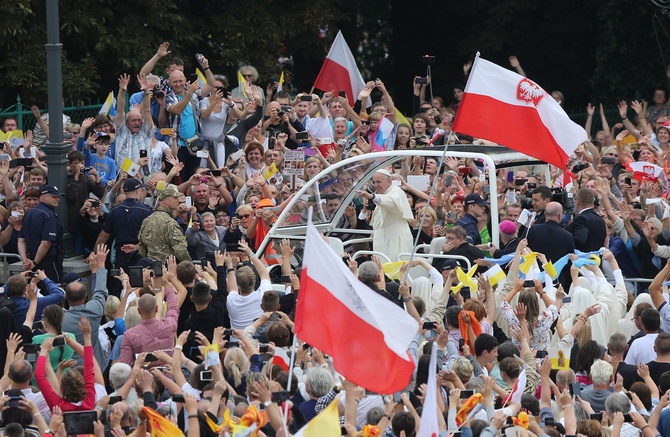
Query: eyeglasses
[[238, 214, 251, 219], [360, 121, 369, 125], [215, 214, 226, 218], [72, 131, 80, 134]]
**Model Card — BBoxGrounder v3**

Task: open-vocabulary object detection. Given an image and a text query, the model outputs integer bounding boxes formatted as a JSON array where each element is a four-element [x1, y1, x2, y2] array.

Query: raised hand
[[118, 74, 130, 90]]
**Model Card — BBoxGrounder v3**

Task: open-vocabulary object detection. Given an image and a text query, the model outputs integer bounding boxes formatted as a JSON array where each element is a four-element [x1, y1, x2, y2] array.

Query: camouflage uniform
[[138, 205, 191, 262]]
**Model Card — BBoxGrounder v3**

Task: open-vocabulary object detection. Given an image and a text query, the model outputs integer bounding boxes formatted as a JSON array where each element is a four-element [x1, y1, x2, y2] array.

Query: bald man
[[118, 286, 180, 366], [356, 169, 413, 262], [114, 71, 154, 169]]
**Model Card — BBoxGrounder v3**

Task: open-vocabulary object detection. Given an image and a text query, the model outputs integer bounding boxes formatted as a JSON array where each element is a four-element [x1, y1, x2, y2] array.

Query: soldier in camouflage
[[138, 185, 191, 263]]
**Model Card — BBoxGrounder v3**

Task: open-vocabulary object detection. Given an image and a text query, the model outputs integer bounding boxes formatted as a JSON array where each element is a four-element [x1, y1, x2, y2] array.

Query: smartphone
[[144, 353, 158, 362], [625, 392, 632, 400], [536, 350, 548, 358], [300, 95, 313, 101], [259, 344, 269, 353], [63, 411, 97, 436], [110, 269, 121, 278], [590, 413, 603, 421], [459, 167, 472, 175], [22, 343, 40, 354], [623, 414, 632, 422], [227, 341, 240, 348], [160, 128, 174, 135], [224, 329, 233, 339], [209, 169, 221, 177], [445, 175, 453, 186], [109, 395, 122, 405], [281, 275, 291, 283], [153, 261, 163, 277], [268, 137, 276, 150], [7, 396, 20, 408], [139, 149, 148, 158], [506, 171, 514, 183], [341, 426, 348, 436], [338, 91, 346, 98], [522, 280, 535, 288], [569, 382, 582, 398], [601, 156, 616, 164], [295, 131, 309, 140], [225, 243, 240, 252], [416, 77, 428, 85], [422, 321, 437, 330], [460, 390, 474, 399], [303, 343, 311, 351], [185, 196, 192, 208], [625, 177, 632, 185], [230, 149, 244, 161], [562, 296, 572, 303], [200, 370, 213, 381], [271, 391, 291, 403], [128, 266, 144, 288], [448, 211, 459, 220], [393, 391, 402, 402], [172, 394, 185, 403], [199, 258, 208, 268], [482, 185, 490, 193], [458, 338, 465, 351], [52, 337, 65, 347], [545, 418, 555, 426]]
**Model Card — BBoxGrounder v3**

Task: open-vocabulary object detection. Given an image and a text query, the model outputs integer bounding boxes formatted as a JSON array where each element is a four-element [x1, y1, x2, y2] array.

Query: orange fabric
[[458, 310, 482, 347], [142, 406, 183, 437], [361, 425, 382, 437], [240, 405, 269, 437], [455, 393, 483, 426], [513, 411, 530, 429]]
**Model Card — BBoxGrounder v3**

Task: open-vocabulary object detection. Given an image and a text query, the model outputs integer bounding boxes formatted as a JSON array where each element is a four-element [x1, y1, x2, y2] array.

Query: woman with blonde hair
[[224, 347, 251, 394]]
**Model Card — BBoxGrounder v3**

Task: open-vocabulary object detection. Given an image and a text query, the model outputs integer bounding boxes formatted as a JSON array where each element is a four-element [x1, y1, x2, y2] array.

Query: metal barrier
[[625, 277, 653, 295], [0, 95, 104, 131], [0, 253, 22, 282]]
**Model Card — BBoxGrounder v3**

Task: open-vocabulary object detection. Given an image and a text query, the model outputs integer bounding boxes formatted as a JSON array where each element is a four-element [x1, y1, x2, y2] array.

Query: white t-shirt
[[226, 279, 272, 329], [625, 333, 659, 366]]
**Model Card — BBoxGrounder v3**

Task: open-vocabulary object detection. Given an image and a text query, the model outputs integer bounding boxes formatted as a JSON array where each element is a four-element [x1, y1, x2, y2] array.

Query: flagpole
[[281, 330, 299, 434], [402, 133, 455, 284]]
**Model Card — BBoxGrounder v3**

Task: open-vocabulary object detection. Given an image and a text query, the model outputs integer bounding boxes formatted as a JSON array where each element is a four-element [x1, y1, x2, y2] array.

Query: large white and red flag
[[295, 211, 419, 394], [452, 53, 588, 169], [313, 31, 365, 106]]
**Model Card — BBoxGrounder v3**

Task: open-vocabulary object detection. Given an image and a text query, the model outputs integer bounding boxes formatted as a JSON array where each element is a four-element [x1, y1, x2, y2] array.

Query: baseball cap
[[96, 132, 111, 140], [157, 186, 180, 201], [59, 272, 81, 286], [441, 259, 460, 271], [257, 198, 274, 209], [499, 220, 518, 235], [123, 178, 143, 192], [464, 193, 487, 206], [40, 185, 65, 197]]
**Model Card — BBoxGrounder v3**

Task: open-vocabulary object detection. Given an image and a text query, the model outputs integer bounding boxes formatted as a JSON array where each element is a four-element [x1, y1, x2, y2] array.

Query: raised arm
[[140, 42, 171, 75], [115, 74, 130, 129], [137, 73, 154, 129], [650, 258, 670, 309], [239, 240, 270, 282]]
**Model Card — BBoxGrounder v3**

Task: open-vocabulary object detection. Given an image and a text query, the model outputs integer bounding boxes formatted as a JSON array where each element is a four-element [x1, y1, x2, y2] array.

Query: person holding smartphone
[[31, 304, 76, 374], [35, 317, 95, 412]]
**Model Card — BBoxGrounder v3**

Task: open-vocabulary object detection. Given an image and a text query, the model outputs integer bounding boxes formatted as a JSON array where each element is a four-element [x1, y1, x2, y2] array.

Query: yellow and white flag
[[99, 92, 116, 116]]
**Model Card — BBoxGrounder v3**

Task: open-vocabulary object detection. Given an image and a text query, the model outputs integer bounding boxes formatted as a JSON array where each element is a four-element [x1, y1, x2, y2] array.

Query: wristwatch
[[261, 400, 272, 409], [401, 296, 411, 303]]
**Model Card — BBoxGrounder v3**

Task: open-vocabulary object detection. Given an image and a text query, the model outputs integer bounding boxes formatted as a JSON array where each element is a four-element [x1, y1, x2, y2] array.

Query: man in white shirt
[[8, 359, 50, 420], [625, 308, 661, 366], [226, 241, 272, 330]]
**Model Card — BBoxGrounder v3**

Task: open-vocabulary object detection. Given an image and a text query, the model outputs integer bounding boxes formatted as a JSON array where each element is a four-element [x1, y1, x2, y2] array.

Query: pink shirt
[[118, 288, 180, 366]]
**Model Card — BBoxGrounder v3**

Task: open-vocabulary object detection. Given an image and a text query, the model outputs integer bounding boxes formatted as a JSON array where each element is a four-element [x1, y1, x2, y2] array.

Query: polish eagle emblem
[[516, 78, 545, 106]]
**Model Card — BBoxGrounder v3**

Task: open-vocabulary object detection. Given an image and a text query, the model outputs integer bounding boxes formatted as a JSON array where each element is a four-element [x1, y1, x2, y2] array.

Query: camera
[[90, 200, 100, 208], [277, 110, 285, 117], [152, 85, 165, 99], [551, 188, 575, 213], [280, 105, 292, 112], [416, 77, 428, 85], [572, 162, 590, 174]]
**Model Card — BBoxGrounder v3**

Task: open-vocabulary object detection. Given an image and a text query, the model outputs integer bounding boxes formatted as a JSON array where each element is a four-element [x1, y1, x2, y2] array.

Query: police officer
[[95, 178, 152, 272], [17, 185, 65, 282], [455, 193, 488, 246], [138, 185, 191, 263]]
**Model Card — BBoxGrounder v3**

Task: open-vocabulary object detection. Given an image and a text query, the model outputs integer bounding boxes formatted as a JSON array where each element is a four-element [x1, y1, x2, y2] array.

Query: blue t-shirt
[[178, 96, 197, 146], [89, 154, 117, 186]]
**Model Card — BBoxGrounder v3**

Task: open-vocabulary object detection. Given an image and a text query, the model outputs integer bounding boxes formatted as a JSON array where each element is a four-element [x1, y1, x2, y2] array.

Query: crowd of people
[[0, 45, 670, 436]]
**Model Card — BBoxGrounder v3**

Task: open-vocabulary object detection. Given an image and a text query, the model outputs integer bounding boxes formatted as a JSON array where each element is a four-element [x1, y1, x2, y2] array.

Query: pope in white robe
[[356, 169, 414, 262]]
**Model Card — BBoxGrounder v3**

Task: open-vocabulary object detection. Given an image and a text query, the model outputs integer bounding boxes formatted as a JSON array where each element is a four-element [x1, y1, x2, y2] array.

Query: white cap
[[375, 169, 392, 178]]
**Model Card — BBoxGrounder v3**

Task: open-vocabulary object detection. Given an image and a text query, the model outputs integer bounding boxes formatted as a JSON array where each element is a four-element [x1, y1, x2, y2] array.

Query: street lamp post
[[42, 0, 72, 252]]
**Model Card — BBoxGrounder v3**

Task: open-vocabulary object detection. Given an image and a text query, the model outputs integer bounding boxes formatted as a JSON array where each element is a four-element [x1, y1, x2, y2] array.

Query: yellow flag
[[382, 261, 406, 280], [519, 252, 538, 275], [142, 406, 183, 437], [542, 261, 557, 280], [238, 71, 248, 97], [450, 265, 478, 294], [395, 108, 410, 126], [196, 68, 207, 87], [483, 264, 506, 286], [277, 71, 285, 92], [294, 398, 341, 437], [0, 130, 24, 148], [263, 162, 278, 180]]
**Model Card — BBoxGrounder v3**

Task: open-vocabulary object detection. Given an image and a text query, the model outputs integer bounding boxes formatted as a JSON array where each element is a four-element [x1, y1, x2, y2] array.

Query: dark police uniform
[[102, 198, 152, 271], [20, 202, 63, 281]]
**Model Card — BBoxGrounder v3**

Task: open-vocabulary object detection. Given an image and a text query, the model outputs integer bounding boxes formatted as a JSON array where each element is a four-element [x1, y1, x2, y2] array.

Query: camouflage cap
[[157, 185, 180, 201]]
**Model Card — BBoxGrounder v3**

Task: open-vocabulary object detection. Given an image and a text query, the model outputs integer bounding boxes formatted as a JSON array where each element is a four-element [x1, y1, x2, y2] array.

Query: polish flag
[[417, 342, 439, 437], [272, 347, 291, 373], [313, 31, 365, 106], [626, 161, 664, 182], [295, 211, 419, 394], [452, 53, 588, 169], [503, 368, 527, 406]]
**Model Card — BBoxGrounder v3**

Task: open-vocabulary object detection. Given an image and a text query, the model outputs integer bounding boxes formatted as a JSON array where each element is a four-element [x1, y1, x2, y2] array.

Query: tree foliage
[[2, 0, 670, 115]]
